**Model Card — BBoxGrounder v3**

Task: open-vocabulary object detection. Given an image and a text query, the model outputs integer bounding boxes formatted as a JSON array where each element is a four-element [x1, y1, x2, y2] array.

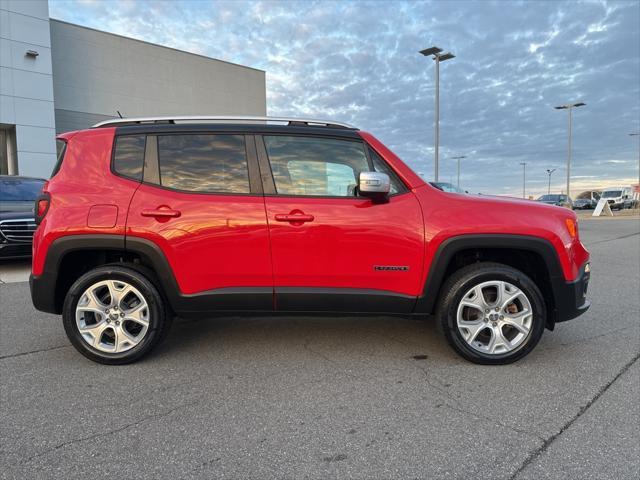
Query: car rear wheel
[[438, 262, 546, 365], [62, 265, 171, 364]]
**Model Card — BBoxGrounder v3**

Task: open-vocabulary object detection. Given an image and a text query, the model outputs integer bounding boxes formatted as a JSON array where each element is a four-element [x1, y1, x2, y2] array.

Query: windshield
[[0, 178, 45, 201], [538, 194, 565, 201], [602, 190, 622, 198], [432, 182, 464, 193], [576, 191, 598, 200]]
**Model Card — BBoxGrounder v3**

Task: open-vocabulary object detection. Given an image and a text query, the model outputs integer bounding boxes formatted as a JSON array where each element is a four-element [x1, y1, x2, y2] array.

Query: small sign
[[593, 198, 613, 217]]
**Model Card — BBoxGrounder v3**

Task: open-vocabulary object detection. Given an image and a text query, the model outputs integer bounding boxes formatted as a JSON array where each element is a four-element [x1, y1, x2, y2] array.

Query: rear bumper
[[553, 262, 590, 323], [30, 272, 59, 314]]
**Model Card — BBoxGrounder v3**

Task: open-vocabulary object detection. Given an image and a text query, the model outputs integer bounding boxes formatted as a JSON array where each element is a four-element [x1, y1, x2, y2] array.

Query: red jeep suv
[[30, 116, 590, 365]]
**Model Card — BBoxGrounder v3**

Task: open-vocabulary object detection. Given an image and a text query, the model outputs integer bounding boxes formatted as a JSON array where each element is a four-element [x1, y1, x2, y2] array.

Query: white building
[[0, 0, 266, 178]]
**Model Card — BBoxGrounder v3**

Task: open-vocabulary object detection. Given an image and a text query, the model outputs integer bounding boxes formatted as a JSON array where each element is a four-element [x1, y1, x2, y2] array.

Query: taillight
[[35, 193, 50, 225]]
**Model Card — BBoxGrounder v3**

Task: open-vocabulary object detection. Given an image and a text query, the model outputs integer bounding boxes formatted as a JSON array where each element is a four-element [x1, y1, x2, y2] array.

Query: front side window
[[264, 136, 369, 196], [157, 134, 249, 194], [113, 135, 145, 180]]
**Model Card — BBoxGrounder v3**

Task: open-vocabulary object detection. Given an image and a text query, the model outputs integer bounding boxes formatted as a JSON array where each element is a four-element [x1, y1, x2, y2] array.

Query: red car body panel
[[360, 130, 588, 282], [33, 128, 136, 276], [264, 192, 425, 296], [126, 184, 272, 294], [410, 186, 588, 282]]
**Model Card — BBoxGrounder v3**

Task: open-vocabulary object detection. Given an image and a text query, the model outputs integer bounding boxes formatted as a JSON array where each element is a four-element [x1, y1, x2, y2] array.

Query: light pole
[[420, 46, 455, 182], [630, 133, 640, 186], [554, 102, 586, 200], [520, 162, 527, 198], [451, 155, 466, 189], [546, 168, 556, 194]]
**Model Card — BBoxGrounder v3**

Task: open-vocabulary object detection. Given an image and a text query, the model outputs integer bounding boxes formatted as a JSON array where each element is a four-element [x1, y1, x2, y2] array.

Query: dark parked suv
[[0, 175, 45, 259], [30, 116, 590, 365]]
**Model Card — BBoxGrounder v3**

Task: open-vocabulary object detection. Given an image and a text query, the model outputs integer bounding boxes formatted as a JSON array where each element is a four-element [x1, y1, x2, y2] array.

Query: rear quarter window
[[50, 139, 67, 177]]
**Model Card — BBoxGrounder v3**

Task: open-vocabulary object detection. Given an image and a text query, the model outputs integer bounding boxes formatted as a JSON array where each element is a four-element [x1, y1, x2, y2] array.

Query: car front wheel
[[438, 262, 546, 365], [62, 265, 171, 364]]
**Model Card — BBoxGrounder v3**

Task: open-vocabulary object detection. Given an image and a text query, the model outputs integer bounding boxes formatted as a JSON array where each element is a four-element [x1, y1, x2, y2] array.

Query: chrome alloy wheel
[[75, 280, 150, 353], [456, 280, 533, 355]]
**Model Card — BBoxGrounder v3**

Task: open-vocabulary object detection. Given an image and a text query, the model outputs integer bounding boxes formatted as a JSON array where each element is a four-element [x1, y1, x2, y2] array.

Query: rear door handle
[[275, 214, 314, 223], [141, 208, 181, 218]]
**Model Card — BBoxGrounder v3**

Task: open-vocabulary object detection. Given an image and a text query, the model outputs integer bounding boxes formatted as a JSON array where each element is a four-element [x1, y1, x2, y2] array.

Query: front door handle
[[275, 213, 314, 223], [141, 208, 181, 218]]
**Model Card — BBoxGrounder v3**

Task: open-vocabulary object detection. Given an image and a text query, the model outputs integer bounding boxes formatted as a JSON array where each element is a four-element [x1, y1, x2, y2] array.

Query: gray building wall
[[0, 0, 57, 177], [50, 19, 266, 134]]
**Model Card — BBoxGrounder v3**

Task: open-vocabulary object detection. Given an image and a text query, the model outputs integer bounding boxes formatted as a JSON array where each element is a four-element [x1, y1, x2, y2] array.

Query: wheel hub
[[456, 280, 533, 355], [75, 279, 150, 353]]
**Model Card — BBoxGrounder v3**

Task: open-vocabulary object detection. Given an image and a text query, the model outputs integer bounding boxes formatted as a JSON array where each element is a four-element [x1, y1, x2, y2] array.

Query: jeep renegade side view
[[30, 116, 591, 365]]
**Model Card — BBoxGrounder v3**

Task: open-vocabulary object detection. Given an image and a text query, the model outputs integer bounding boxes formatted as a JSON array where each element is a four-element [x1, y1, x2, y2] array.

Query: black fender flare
[[31, 234, 273, 315], [413, 234, 565, 324], [31, 234, 126, 314]]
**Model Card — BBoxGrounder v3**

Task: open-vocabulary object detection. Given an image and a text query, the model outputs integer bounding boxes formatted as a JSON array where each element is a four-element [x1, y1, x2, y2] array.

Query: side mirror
[[359, 171, 390, 201]]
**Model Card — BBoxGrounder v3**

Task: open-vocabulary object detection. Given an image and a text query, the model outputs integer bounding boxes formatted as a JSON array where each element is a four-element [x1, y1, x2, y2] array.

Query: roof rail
[[91, 115, 357, 129]]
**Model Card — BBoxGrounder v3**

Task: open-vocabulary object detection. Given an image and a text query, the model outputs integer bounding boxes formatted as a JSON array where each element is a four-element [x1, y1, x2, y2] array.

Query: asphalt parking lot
[[1, 218, 639, 480]]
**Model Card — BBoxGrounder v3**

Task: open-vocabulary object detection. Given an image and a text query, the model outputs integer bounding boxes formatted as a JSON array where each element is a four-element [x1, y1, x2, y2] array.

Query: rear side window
[[157, 134, 249, 194], [113, 135, 145, 181]]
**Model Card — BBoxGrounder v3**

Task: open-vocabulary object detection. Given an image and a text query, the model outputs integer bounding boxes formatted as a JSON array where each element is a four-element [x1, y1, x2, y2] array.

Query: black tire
[[437, 262, 546, 365], [62, 265, 171, 365]]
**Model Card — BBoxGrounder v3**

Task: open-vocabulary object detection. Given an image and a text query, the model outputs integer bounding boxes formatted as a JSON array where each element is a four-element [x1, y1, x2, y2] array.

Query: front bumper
[[553, 262, 590, 323], [0, 242, 32, 260]]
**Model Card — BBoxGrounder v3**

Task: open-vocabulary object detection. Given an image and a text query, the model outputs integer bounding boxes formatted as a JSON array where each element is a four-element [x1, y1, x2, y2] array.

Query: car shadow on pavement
[[152, 314, 454, 363]]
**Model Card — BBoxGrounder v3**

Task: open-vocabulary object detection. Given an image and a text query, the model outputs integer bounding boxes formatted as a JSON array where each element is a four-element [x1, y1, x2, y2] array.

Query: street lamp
[[554, 102, 586, 200], [520, 162, 527, 198], [451, 155, 466, 189], [420, 46, 455, 182], [629, 133, 639, 186], [546, 168, 556, 194]]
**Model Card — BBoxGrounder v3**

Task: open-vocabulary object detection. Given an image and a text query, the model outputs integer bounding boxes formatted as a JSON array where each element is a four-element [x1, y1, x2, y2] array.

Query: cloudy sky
[[50, 0, 640, 197]]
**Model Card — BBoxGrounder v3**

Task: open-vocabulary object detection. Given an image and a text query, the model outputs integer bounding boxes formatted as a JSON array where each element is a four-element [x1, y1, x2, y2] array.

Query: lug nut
[[485, 309, 490, 313], [120, 313, 125, 317], [106, 319, 111, 323], [484, 318, 489, 323], [492, 321, 498, 327], [499, 315, 504, 320], [105, 309, 109, 314], [115, 321, 120, 326]]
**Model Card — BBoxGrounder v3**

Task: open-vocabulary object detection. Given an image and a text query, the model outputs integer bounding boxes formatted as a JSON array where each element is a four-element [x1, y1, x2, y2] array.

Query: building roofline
[[48, 18, 266, 74]]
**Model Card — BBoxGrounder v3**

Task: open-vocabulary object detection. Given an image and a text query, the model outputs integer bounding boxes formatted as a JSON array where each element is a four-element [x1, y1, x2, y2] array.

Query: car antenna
[[116, 110, 123, 119]]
